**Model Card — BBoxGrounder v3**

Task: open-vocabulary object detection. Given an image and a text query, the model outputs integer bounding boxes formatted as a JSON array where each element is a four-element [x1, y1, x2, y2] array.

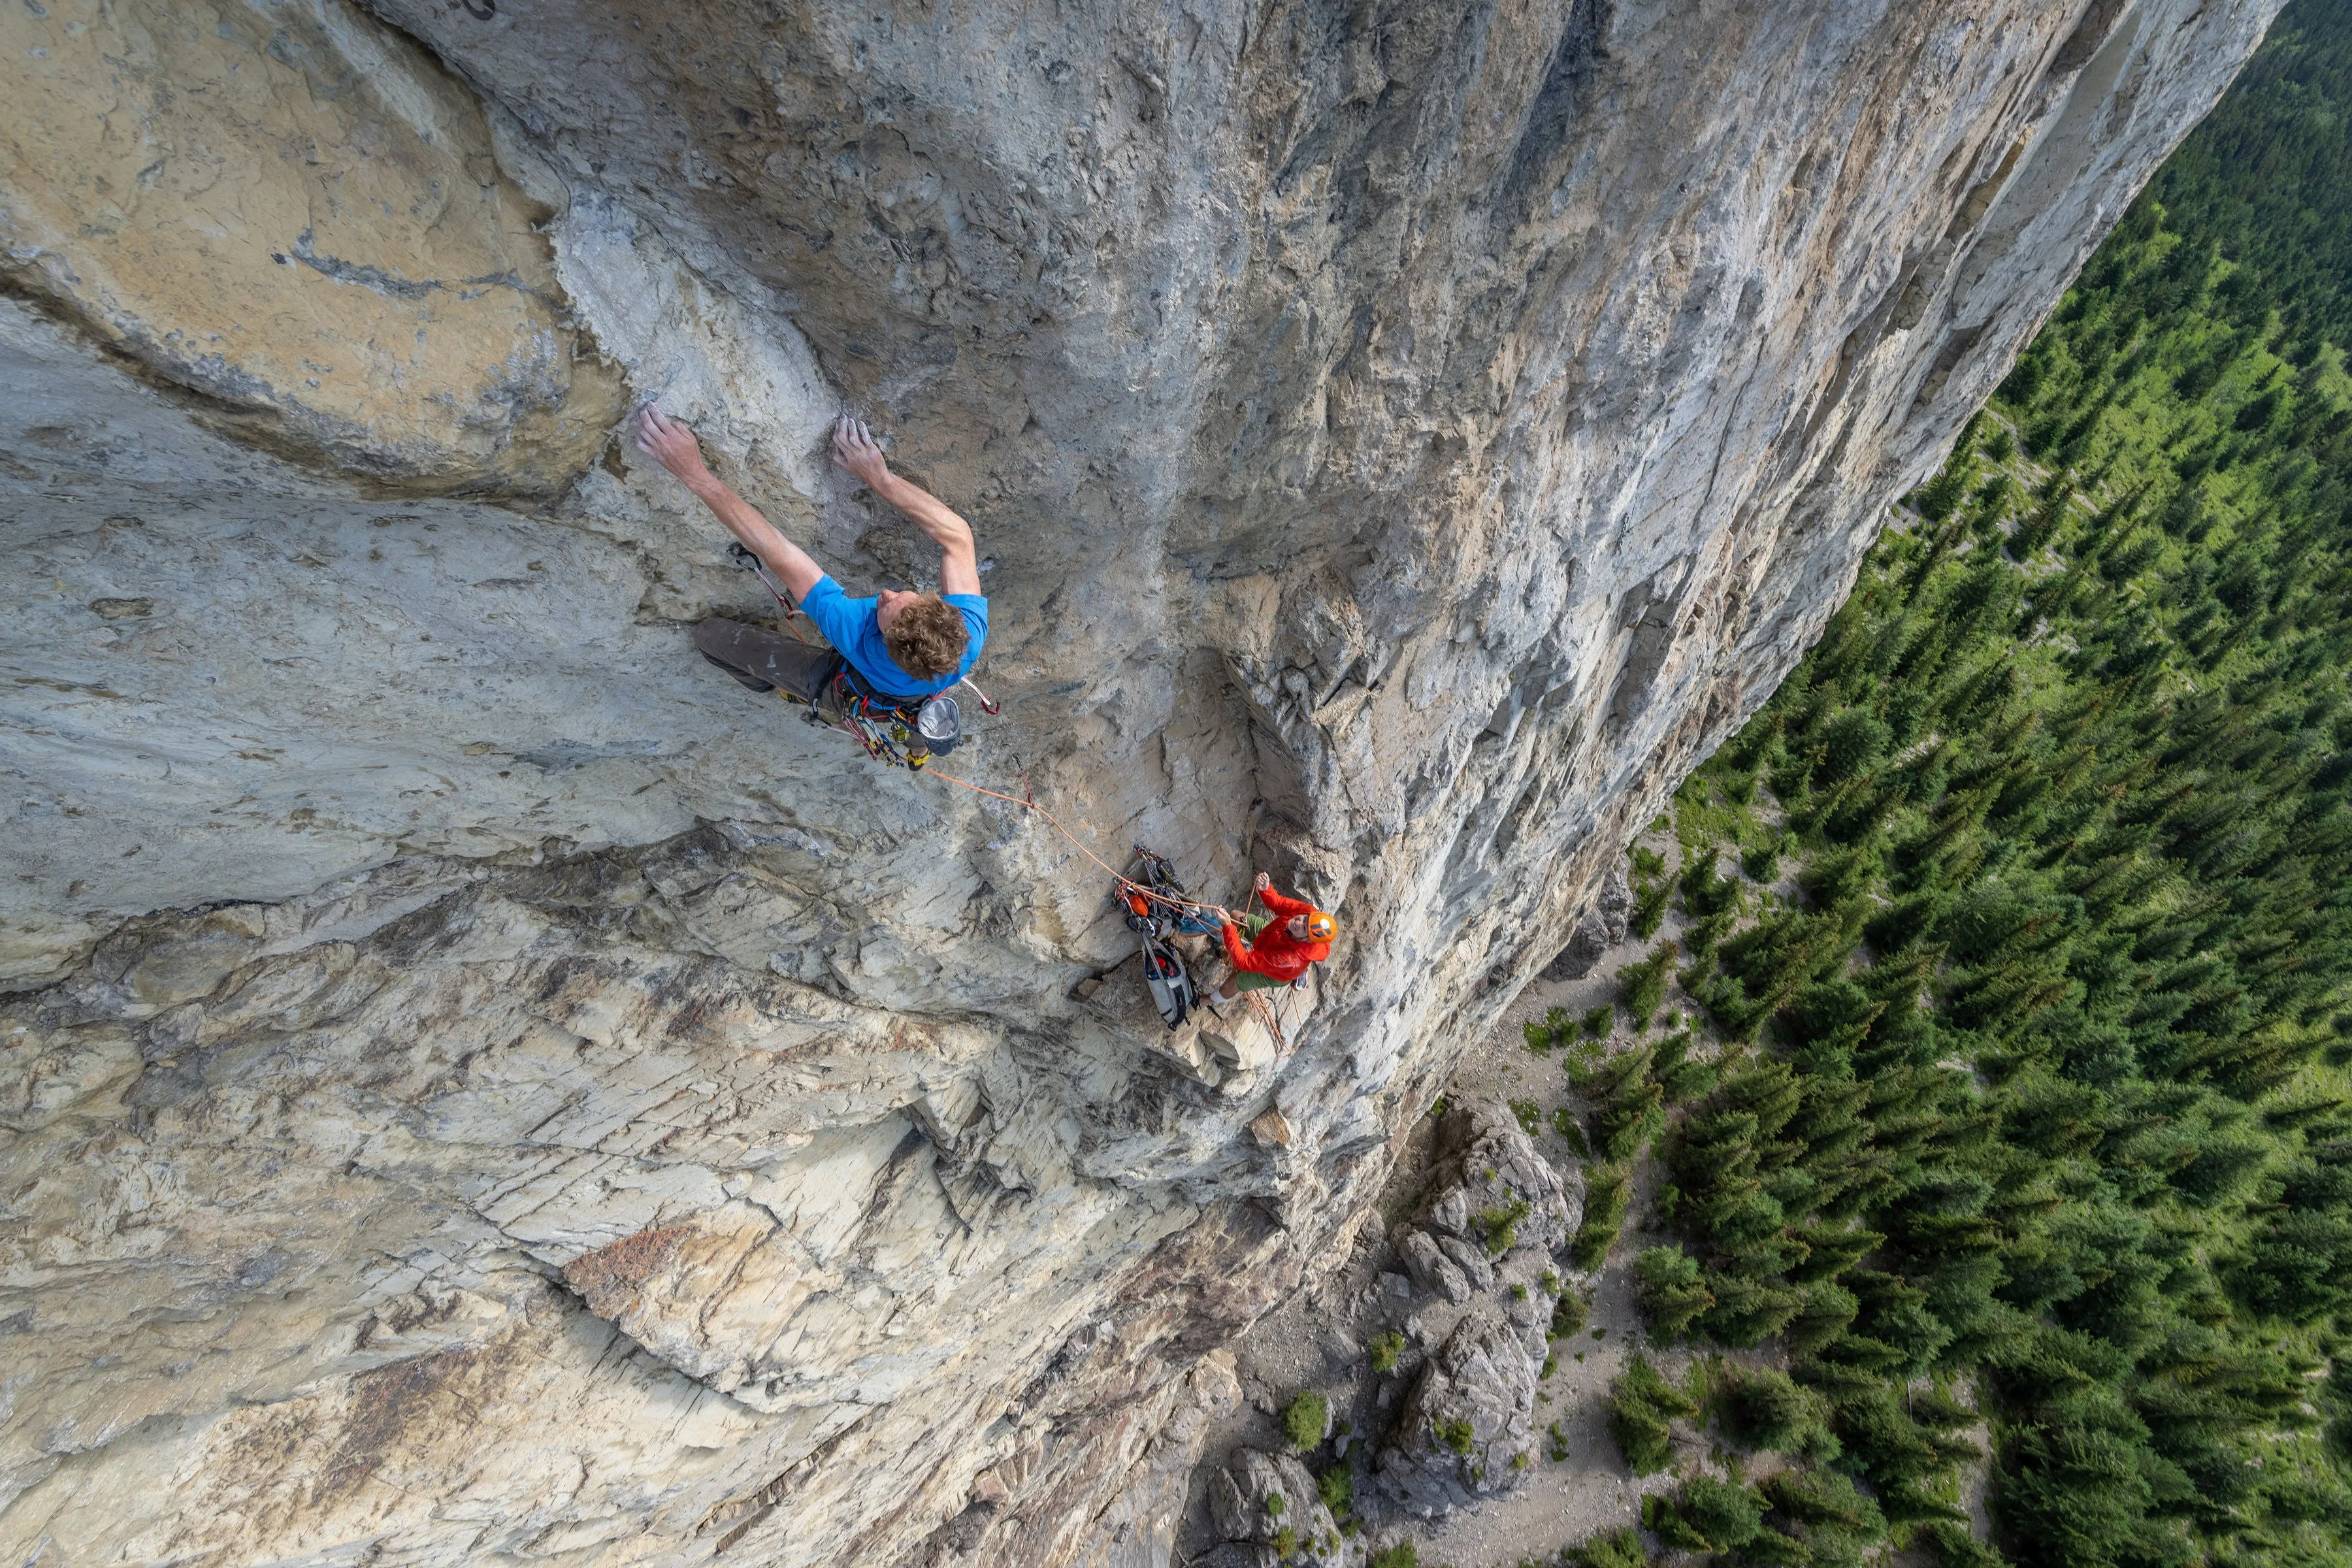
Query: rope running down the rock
[[922, 766, 1239, 926], [730, 568, 1214, 923]]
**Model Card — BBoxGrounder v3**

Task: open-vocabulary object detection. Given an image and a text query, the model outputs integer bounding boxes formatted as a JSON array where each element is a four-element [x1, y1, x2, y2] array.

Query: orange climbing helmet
[[1305, 909, 1336, 943]]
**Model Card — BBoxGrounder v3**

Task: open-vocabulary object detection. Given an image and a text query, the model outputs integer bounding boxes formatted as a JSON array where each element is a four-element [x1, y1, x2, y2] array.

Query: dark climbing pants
[[694, 617, 849, 719]]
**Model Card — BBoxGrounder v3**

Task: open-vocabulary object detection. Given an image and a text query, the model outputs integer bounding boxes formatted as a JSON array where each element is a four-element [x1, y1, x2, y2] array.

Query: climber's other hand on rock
[[832, 414, 891, 487], [1254, 872, 1273, 892], [636, 406, 714, 490]]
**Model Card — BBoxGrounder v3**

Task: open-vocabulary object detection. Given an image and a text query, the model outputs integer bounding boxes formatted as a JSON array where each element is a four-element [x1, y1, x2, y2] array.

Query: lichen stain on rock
[[172, 1336, 510, 1554], [318, 1345, 489, 1499], [562, 1222, 694, 1315], [0, 0, 624, 494]]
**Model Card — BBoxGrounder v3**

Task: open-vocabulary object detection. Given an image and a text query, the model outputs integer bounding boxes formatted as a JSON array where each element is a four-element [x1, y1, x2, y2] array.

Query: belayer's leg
[[693, 618, 838, 702]]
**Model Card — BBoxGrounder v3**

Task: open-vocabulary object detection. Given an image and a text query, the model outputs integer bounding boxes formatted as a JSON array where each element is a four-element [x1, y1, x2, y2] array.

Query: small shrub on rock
[[1474, 1198, 1531, 1255], [1282, 1392, 1328, 1451], [1550, 1290, 1590, 1339], [1509, 1098, 1543, 1136], [1369, 1331, 1405, 1373], [1317, 1463, 1352, 1520]]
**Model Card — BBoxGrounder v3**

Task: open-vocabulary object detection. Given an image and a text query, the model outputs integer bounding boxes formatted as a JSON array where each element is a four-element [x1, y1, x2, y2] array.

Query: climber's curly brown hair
[[883, 594, 970, 680]]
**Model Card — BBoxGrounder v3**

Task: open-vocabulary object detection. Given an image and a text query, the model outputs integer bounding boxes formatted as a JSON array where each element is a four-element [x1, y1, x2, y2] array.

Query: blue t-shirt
[[798, 576, 988, 698]]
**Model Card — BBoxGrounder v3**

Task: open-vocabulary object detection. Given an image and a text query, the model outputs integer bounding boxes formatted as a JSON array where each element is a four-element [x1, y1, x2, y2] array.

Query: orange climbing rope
[[923, 766, 1243, 926]]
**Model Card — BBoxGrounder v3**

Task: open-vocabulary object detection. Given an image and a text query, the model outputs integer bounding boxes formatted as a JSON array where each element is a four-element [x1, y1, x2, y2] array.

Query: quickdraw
[[830, 673, 933, 770]]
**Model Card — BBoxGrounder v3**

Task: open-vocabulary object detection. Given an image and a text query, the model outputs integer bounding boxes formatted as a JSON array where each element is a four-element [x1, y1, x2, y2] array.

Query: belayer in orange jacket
[[1218, 873, 1336, 999]]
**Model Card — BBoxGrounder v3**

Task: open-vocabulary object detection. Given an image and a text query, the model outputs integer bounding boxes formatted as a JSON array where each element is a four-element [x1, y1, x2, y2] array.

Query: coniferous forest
[[1567, 5, 2352, 1566]]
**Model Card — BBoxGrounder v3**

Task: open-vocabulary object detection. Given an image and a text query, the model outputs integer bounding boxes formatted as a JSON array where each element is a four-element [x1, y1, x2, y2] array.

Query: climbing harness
[[825, 669, 963, 770], [725, 542, 966, 768]]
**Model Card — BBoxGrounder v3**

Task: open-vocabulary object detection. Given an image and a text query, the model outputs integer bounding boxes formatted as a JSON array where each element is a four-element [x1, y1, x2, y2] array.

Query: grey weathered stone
[[1374, 1308, 1546, 1519], [0, 0, 2280, 1563], [1211, 1449, 1354, 1565], [1546, 858, 1636, 979], [1399, 1230, 1474, 1306], [1419, 1102, 1582, 1265], [1435, 1234, 1499, 1294]]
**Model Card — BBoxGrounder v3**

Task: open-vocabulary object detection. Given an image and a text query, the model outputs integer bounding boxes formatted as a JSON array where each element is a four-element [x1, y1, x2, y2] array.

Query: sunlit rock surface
[[0, 0, 625, 492], [0, 1, 2279, 1564]]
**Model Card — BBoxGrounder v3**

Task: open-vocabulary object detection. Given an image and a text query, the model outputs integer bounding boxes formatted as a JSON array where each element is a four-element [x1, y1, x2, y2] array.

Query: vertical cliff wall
[[0, 1, 2280, 1564]]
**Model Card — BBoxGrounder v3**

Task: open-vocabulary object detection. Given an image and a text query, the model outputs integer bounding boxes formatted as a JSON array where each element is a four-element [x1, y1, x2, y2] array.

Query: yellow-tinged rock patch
[[0, 0, 623, 493]]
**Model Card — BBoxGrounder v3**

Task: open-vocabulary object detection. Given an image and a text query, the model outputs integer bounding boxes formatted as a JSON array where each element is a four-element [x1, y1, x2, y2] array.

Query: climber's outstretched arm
[[636, 407, 825, 603], [831, 416, 982, 598]]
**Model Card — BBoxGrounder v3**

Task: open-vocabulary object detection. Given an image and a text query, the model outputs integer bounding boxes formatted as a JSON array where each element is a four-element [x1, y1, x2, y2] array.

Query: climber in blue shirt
[[638, 408, 988, 722]]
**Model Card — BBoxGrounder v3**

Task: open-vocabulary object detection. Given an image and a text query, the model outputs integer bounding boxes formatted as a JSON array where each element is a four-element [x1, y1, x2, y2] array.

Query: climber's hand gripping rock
[[636, 404, 825, 602], [642, 403, 991, 714]]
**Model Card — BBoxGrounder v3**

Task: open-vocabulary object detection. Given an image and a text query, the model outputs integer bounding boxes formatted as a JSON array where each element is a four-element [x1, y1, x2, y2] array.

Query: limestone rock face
[[1421, 1102, 1580, 1270], [0, 3, 2279, 1567], [1547, 858, 1633, 980], [1209, 1448, 1352, 1565]]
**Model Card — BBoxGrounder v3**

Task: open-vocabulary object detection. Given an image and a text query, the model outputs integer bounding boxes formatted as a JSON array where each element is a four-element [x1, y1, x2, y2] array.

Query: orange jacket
[[1222, 884, 1331, 984]]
